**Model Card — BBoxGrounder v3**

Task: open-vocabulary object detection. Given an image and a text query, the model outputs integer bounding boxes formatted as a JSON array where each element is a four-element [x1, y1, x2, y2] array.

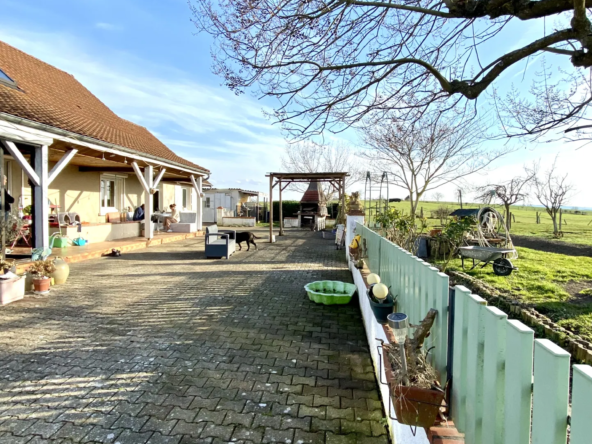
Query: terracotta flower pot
[[33, 277, 50, 294], [382, 344, 444, 427], [392, 384, 444, 428], [429, 228, 442, 237]]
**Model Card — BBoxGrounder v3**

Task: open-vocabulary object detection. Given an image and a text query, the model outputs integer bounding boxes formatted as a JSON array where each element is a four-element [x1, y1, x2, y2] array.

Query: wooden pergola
[[265, 172, 349, 242]]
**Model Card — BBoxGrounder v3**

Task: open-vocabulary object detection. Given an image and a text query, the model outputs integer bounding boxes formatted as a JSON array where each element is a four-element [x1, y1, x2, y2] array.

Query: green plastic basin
[[304, 281, 357, 305]]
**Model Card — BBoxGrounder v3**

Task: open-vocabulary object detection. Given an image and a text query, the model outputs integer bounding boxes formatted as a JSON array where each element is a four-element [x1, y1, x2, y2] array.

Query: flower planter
[[33, 277, 50, 294], [392, 384, 445, 428], [0, 276, 25, 305], [304, 281, 356, 305], [368, 292, 395, 324], [382, 344, 444, 427]]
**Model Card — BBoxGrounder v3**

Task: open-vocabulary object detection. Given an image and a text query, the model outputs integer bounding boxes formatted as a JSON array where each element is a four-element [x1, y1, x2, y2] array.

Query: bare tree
[[362, 110, 509, 218], [191, 0, 592, 139], [281, 140, 363, 202], [530, 159, 574, 236], [433, 192, 444, 203], [476, 169, 536, 229]]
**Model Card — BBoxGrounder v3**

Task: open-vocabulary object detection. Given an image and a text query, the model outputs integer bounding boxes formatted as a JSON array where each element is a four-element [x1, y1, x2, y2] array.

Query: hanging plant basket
[[381, 342, 444, 428]]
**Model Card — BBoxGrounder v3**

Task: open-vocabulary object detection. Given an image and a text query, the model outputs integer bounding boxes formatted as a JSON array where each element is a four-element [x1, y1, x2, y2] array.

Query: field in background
[[363, 199, 592, 246], [442, 247, 592, 342]]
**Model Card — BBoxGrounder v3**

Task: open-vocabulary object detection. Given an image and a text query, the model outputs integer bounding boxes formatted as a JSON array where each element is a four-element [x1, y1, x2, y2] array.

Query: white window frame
[[99, 174, 126, 215], [181, 186, 192, 211]]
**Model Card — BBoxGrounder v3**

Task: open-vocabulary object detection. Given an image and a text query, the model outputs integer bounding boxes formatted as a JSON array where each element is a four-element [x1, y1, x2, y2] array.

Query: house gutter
[[0, 113, 210, 177]]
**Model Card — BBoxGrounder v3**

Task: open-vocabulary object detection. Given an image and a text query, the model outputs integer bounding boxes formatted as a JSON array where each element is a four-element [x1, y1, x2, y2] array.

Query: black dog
[[236, 232, 261, 251]]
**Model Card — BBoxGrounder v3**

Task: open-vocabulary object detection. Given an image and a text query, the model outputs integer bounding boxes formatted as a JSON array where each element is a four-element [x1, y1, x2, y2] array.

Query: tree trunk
[[504, 204, 511, 230], [551, 214, 559, 234]]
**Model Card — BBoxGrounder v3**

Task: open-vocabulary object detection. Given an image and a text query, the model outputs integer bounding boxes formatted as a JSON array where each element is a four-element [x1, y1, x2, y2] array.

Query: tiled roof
[[0, 40, 208, 173]]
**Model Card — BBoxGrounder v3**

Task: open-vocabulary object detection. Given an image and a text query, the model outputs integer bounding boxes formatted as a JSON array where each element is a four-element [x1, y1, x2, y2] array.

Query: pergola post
[[279, 178, 284, 236], [341, 177, 346, 225], [269, 174, 274, 242], [33, 145, 49, 248], [144, 165, 154, 239]]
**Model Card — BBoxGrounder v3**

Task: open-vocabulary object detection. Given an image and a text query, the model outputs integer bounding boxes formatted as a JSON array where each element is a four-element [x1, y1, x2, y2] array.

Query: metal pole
[[269, 175, 274, 242]]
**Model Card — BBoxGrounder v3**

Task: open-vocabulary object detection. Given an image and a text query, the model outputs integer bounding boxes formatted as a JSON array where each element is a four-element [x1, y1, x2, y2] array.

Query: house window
[[0, 68, 17, 89], [205, 197, 211, 208], [100, 174, 125, 214], [182, 188, 188, 209]]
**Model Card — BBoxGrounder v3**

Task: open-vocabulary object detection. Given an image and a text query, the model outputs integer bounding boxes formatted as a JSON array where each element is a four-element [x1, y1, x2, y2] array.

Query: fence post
[[452, 285, 471, 431], [465, 294, 487, 444], [503, 320, 534, 444], [571, 364, 592, 444], [481, 306, 507, 444], [532, 339, 570, 444]]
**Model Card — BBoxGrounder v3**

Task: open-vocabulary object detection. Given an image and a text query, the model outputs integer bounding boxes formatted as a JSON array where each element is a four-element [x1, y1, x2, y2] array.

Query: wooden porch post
[[144, 165, 154, 239], [33, 145, 49, 248], [269, 174, 274, 243], [197, 176, 203, 231], [279, 178, 284, 236]]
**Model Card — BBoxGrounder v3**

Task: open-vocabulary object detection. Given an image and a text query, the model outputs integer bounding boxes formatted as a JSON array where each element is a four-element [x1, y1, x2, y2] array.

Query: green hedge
[[271, 201, 301, 221]]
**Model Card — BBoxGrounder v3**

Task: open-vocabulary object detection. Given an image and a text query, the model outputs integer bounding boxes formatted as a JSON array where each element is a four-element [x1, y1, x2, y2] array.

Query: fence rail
[[355, 221, 592, 444]]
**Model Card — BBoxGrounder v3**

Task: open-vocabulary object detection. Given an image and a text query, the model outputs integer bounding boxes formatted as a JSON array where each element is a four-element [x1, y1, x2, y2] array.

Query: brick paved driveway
[[0, 229, 387, 443]]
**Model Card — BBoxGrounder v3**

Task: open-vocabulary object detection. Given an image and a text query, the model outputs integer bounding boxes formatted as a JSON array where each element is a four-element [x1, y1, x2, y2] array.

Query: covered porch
[[0, 117, 208, 253]]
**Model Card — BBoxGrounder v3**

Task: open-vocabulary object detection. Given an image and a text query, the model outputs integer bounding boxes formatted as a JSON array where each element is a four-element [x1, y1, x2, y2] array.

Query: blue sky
[[0, 1, 590, 206]]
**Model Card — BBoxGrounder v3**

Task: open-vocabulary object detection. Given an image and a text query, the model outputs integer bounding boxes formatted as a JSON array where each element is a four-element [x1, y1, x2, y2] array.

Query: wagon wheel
[[493, 258, 513, 276]]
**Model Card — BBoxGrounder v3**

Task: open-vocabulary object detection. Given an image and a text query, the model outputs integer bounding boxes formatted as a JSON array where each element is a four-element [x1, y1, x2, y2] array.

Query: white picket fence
[[355, 222, 592, 444]]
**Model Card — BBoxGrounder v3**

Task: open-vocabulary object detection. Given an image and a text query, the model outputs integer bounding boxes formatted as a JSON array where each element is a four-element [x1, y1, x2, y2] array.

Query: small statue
[[348, 191, 364, 215]]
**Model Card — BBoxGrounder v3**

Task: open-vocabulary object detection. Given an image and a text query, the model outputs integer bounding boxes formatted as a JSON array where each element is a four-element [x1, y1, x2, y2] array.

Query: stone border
[[448, 269, 592, 365]]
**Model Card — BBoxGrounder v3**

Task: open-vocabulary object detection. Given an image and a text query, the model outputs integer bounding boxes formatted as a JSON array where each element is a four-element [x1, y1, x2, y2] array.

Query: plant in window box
[[381, 310, 445, 428], [28, 260, 56, 294]]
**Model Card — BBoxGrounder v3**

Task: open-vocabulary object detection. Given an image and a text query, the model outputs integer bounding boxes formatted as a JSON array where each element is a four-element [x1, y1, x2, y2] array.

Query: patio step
[[16, 231, 204, 273]]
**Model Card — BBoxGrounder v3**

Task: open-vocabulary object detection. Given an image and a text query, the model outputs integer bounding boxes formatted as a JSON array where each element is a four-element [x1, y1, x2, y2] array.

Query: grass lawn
[[364, 199, 592, 246], [441, 247, 592, 341]]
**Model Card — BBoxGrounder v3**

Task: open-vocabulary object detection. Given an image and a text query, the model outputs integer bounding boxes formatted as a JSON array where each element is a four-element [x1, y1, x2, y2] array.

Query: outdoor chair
[[170, 212, 197, 233], [205, 225, 236, 259]]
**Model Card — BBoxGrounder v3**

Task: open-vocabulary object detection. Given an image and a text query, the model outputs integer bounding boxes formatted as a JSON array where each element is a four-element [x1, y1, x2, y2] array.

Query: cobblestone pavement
[[0, 229, 388, 443]]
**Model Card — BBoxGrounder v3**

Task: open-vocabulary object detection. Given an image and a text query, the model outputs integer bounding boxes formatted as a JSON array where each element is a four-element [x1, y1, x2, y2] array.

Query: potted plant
[[367, 282, 397, 324], [382, 310, 445, 428], [28, 260, 56, 294]]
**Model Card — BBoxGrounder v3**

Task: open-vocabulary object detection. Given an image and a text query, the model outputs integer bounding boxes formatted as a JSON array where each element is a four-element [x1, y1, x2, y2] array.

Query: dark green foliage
[[272, 201, 301, 221]]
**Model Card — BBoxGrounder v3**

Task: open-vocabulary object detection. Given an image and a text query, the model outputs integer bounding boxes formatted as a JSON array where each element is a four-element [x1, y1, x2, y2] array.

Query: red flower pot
[[33, 277, 50, 294]]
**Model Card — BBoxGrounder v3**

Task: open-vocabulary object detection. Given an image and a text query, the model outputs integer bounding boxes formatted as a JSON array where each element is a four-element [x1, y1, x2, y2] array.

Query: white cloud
[[95, 22, 120, 31]]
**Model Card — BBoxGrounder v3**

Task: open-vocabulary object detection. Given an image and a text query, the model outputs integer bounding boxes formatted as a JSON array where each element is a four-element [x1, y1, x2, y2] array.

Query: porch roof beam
[[0, 139, 40, 186], [190, 175, 203, 197], [0, 115, 209, 177], [48, 148, 78, 185], [131, 161, 150, 194], [152, 168, 166, 190]]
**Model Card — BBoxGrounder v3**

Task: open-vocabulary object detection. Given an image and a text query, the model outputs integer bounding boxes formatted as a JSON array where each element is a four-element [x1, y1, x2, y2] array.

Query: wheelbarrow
[[458, 246, 518, 276]]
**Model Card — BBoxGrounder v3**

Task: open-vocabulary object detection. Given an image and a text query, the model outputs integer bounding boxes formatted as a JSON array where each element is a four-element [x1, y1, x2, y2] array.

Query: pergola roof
[[266, 172, 349, 183]]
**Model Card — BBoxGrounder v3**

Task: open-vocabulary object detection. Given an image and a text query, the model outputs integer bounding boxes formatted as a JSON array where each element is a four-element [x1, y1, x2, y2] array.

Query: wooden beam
[[152, 168, 166, 190], [33, 145, 49, 248], [131, 161, 150, 194], [279, 178, 284, 236], [1, 140, 40, 186], [158, 178, 192, 183], [144, 165, 154, 239], [48, 149, 78, 185], [190, 175, 203, 230], [78, 166, 134, 172], [269, 174, 274, 242]]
